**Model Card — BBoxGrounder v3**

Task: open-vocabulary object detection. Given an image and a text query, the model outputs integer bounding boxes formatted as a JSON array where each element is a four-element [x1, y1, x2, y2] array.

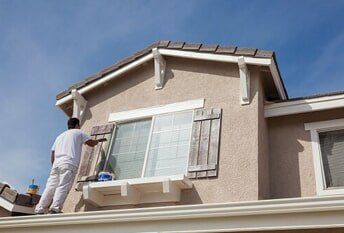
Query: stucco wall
[[63, 57, 266, 212], [268, 108, 344, 199]]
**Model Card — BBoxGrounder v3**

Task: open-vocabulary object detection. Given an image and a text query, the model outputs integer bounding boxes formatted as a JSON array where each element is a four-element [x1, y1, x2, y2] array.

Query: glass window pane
[[93, 133, 113, 175], [105, 119, 152, 180], [173, 111, 193, 130], [319, 129, 344, 188], [150, 131, 172, 148], [144, 111, 193, 177], [154, 114, 173, 131]]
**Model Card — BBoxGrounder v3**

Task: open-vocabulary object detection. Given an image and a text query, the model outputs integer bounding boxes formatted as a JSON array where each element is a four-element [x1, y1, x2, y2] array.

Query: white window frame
[[105, 98, 204, 180], [108, 98, 204, 123], [305, 118, 344, 196]]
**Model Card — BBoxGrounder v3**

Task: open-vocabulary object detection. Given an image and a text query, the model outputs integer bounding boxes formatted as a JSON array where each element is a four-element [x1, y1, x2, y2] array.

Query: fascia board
[[55, 49, 287, 108], [265, 93, 344, 117], [2, 195, 344, 232]]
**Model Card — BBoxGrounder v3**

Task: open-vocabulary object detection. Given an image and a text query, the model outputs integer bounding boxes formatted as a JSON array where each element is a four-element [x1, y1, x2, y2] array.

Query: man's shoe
[[35, 212, 45, 215], [48, 209, 63, 214]]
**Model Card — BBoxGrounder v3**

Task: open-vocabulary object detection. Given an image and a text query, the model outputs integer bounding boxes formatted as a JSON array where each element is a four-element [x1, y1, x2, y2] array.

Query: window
[[305, 119, 344, 195], [319, 130, 344, 188], [103, 111, 193, 180]]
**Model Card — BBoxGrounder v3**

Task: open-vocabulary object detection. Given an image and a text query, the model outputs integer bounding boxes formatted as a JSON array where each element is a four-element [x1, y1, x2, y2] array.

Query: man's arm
[[85, 139, 99, 147], [51, 151, 55, 165]]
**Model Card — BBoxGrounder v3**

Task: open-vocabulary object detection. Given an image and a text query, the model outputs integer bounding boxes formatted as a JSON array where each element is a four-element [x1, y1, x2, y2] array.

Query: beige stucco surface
[[63, 57, 267, 212], [268, 108, 344, 199]]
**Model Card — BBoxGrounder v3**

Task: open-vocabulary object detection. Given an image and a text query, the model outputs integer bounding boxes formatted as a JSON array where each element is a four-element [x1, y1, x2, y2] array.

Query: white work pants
[[35, 164, 77, 213]]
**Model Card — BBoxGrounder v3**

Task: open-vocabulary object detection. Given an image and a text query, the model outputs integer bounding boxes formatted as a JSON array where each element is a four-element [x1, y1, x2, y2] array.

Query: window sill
[[317, 187, 344, 196], [82, 174, 193, 207]]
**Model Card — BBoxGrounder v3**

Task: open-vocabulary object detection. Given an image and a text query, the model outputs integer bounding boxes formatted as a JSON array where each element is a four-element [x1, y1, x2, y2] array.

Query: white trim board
[[83, 175, 193, 207], [265, 93, 344, 117], [305, 118, 344, 196], [55, 48, 287, 108], [108, 99, 204, 123], [305, 118, 344, 131], [2, 195, 344, 232]]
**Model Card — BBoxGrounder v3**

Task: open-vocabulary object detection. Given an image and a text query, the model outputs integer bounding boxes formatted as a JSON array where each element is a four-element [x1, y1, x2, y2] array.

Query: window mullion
[[141, 116, 155, 178], [101, 125, 117, 173]]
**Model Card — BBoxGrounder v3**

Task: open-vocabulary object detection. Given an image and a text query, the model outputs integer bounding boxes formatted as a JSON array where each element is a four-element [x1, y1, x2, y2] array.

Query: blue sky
[[0, 0, 343, 193]]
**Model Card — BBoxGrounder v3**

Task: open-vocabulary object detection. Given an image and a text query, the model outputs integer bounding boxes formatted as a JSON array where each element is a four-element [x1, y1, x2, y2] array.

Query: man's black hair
[[68, 118, 80, 129]]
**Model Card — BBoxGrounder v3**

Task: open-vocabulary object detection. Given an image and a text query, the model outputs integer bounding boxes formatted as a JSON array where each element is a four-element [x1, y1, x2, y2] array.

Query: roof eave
[[55, 48, 287, 108]]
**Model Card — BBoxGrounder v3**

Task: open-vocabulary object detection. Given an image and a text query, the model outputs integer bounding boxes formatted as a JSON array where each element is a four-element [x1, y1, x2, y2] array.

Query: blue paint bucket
[[27, 179, 39, 195], [98, 172, 114, 182]]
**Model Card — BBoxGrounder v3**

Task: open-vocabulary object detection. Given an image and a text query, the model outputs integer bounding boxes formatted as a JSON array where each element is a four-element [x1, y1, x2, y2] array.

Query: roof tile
[[116, 55, 136, 68], [255, 49, 274, 58], [235, 47, 257, 56], [167, 41, 185, 49], [158, 40, 170, 48], [56, 90, 70, 100], [182, 43, 201, 51], [99, 64, 120, 75], [215, 46, 236, 54], [199, 44, 218, 52], [84, 75, 101, 85]]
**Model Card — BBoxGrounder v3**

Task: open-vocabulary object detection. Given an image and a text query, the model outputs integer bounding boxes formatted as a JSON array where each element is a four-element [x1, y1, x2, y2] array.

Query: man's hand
[[51, 151, 55, 165], [85, 138, 106, 147]]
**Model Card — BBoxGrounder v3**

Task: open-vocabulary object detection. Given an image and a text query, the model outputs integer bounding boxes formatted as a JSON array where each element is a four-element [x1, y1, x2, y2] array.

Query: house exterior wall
[[268, 108, 344, 199], [63, 57, 267, 212]]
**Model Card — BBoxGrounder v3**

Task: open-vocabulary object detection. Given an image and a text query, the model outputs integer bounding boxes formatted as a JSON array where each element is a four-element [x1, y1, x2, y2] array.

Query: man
[[35, 118, 100, 214]]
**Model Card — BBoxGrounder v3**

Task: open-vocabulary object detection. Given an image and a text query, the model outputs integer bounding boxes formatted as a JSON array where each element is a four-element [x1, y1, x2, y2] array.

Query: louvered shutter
[[188, 108, 222, 178], [0, 183, 9, 194], [0, 187, 17, 203], [77, 124, 115, 182]]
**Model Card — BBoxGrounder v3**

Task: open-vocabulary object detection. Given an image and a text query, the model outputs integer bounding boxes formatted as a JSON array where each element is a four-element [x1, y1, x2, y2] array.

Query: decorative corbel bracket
[[71, 89, 87, 121], [162, 178, 181, 202], [152, 48, 166, 90], [121, 182, 140, 204], [238, 57, 250, 105]]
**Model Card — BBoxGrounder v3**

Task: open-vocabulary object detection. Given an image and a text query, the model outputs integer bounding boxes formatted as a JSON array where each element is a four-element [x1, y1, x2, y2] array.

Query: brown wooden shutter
[[77, 124, 115, 182], [188, 108, 222, 178], [0, 183, 9, 194], [0, 187, 17, 203]]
